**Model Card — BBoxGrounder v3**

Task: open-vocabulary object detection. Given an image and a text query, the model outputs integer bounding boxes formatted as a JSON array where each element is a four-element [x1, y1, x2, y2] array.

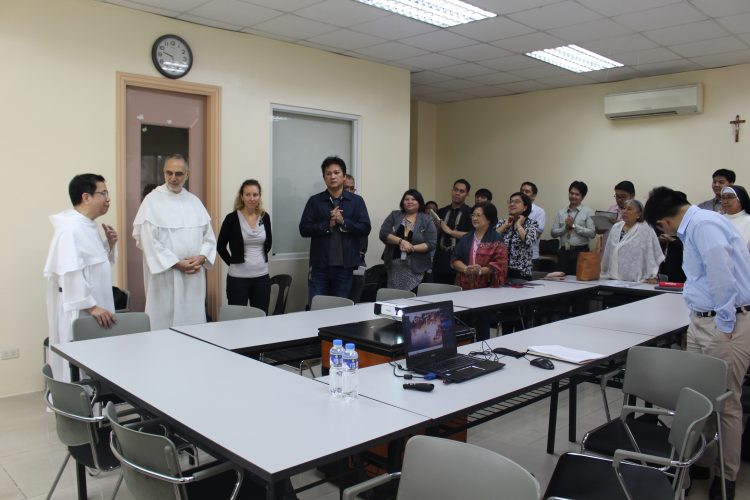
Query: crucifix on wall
[[730, 114, 745, 143]]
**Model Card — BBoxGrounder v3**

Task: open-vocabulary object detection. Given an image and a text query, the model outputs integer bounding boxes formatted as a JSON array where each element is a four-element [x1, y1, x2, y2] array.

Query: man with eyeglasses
[[133, 154, 216, 330], [44, 174, 118, 381], [607, 180, 635, 222], [432, 179, 472, 285]]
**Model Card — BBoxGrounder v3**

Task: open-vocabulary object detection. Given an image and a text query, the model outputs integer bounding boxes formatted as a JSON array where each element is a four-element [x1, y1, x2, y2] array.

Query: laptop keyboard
[[431, 355, 476, 372]]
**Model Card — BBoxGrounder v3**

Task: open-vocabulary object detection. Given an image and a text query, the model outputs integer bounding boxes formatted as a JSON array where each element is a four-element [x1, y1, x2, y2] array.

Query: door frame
[[116, 72, 222, 321]]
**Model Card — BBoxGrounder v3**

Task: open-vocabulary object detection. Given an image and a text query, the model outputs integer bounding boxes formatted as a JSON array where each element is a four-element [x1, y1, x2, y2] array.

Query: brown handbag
[[576, 235, 602, 281]]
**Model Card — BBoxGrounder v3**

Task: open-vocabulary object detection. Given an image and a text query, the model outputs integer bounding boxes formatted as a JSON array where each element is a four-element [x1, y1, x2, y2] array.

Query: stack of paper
[[528, 345, 605, 364]]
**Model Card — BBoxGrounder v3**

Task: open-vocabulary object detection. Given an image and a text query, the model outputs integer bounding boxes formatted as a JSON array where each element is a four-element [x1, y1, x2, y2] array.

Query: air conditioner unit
[[604, 84, 703, 119]]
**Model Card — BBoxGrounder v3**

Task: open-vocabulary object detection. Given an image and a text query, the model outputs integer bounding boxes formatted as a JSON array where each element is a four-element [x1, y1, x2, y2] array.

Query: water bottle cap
[[345, 343, 355, 350], [333, 339, 343, 346]]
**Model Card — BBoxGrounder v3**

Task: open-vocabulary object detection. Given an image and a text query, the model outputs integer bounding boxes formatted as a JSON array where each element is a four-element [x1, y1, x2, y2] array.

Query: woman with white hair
[[600, 199, 663, 282]]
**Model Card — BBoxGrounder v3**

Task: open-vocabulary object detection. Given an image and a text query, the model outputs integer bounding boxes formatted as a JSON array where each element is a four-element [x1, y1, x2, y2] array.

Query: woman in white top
[[217, 180, 272, 313], [721, 185, 750, 248], [600, 199, 663, 283]]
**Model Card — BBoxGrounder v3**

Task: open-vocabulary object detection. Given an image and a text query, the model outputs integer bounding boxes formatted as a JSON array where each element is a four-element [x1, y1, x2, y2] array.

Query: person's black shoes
[[691, 465, 711, 480], [709, 477, 735, 500]]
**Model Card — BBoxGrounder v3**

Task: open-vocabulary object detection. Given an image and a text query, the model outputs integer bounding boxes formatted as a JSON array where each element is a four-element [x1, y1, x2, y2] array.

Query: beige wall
[[423, 64, 750, 232], [409, 101, 438, 201], [0, 0, 410, 397]]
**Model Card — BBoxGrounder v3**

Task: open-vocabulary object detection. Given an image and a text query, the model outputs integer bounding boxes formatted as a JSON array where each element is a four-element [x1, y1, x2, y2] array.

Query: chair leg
[[716, 414, 727, 500], [110, 473, 123, 500], [46, 452, 72, 500]]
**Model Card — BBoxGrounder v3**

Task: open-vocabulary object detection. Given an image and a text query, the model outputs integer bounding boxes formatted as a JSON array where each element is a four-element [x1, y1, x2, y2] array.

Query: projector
[[373, 301, 406, 321]]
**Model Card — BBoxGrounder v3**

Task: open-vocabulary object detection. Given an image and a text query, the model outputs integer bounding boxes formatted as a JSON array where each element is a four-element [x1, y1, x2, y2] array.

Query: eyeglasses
[[720, 194, 738, 200], [614, 194, 630, 200], [165, 170, 186, 178], [93, 191, 110, 199]]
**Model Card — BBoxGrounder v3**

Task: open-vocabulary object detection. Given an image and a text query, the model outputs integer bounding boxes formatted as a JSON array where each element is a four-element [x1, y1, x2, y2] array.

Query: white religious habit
[[600, 221, 664, 282], [44, 209, 115, 381], [725, 210, 750, 249], [133, 185, 216, 330]]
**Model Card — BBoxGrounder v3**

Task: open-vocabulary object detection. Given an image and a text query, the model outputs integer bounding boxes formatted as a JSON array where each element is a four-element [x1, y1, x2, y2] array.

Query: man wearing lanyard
[[645, 186, 750, 500], [432, 179, 472, 284], [550, 180, 595, 276]]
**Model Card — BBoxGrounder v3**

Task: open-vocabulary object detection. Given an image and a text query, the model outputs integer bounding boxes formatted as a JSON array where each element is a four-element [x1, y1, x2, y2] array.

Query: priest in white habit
[[133, 154, 216, 330], [44, 174, 118, 381]]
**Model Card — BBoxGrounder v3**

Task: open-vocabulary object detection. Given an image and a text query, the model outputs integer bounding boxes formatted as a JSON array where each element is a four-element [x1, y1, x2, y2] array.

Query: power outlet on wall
[[0, 348, 20, 360]]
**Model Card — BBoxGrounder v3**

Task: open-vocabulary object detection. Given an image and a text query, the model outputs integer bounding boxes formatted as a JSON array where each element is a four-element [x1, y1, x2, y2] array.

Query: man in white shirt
[[44, 174, 118, 380], [520, 181, 546, 261], [133, 154, 216, 330]]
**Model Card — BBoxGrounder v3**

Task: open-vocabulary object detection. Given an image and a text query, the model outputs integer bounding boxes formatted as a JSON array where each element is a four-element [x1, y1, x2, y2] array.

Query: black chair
[[269, 274, 292, 316], [544, 387, 713, 500], [359, 264, 387, 303]]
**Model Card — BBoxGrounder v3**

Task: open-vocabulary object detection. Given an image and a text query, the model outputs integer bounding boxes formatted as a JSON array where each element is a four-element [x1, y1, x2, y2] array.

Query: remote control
[[403, 383, 434, 392], [492, 347, 526, 358]]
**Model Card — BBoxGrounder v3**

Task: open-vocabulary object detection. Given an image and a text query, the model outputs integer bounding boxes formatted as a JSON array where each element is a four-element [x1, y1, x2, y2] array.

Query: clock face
[[152, 35, 193, 79]]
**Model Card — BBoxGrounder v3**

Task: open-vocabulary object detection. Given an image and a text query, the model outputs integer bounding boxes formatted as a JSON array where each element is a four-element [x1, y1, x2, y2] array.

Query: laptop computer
[[402, 300, 504, 383]]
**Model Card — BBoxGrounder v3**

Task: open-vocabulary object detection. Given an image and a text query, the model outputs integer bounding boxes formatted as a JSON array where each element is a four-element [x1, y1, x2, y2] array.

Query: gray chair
[[72, 312, 151, 341], [416, 283, 461, 296], [544, 386, 714, 500], [219, 305, 265, 322], [343, 435, 539, 500], [583, 346, 731, 499], [104, 403, 264, 499], [375, 288, 416, 301], [311, 295, 354, 310], [42, 364, 122, 500]]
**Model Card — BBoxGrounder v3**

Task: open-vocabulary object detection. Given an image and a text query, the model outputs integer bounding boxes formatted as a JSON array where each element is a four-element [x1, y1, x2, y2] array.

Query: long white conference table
[[53, 330, 429, 499], [171, 280, 600, 354], [55, 281, 688, 498]]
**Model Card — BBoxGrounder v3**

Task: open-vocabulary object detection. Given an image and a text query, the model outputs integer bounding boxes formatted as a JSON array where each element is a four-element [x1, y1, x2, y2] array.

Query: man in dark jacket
[[299, 157, 370, 306]]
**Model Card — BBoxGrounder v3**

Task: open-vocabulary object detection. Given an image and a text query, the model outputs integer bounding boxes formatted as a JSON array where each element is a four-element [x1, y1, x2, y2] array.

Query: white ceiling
[[102, 0, 750, 103]]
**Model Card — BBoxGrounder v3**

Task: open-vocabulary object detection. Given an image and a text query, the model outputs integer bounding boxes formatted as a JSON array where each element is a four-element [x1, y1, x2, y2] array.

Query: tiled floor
[[1, 380, 748, 499]]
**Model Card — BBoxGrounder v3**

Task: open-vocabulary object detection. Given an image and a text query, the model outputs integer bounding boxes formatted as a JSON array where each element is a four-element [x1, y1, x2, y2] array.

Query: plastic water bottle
[[329, 339, 344, 397], [342, 343, 359, 399]]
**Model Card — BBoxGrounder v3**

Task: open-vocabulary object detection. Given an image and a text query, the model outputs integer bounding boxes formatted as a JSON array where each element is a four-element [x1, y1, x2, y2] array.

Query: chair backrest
[[669, 387, 713, 462], [360, 264, 387, 303], [105, 402, 182, 500], [416, 283, 462, 297], [72, 312, 150, 341], [219, 305, 266, 321], [376, 288, 416, 301], [42, 364, 94, 447], [311, 295, 354, 311], [396, 436, 539, 500], [623, 346, 728, 410], [539, 238, 560, 256], [269, 274, 292, 315]]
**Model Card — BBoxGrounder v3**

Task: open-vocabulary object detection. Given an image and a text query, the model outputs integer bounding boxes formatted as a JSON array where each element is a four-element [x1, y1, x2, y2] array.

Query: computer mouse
[[530, 357, 554, 370]]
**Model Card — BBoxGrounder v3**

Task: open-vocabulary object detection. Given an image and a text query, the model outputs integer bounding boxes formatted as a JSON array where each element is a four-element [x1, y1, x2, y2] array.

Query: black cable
[[389, 361, 425, 379]]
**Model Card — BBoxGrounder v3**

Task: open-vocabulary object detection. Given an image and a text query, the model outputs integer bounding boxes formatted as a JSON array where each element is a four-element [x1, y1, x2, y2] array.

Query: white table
[[171, 299, 428, 353], [347, 323, 649, 421], [321, 316, 667, 454], [560, 293, 689, 337], [410, 280, 598, 310], [52, 330, 429, 498]]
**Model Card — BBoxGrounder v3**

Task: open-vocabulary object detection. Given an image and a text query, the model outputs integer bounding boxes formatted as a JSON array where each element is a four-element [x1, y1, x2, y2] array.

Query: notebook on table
[[402, 300, 504, 383]]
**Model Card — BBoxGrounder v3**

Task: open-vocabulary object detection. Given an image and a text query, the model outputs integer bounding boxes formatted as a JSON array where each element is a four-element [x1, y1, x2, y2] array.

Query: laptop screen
[[402, 301, 456, 358]]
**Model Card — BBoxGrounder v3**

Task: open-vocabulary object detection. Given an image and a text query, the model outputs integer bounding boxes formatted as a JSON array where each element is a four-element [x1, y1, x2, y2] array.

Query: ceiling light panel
[[354, 0, 496, 28], [526, 45, 624, 73]]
